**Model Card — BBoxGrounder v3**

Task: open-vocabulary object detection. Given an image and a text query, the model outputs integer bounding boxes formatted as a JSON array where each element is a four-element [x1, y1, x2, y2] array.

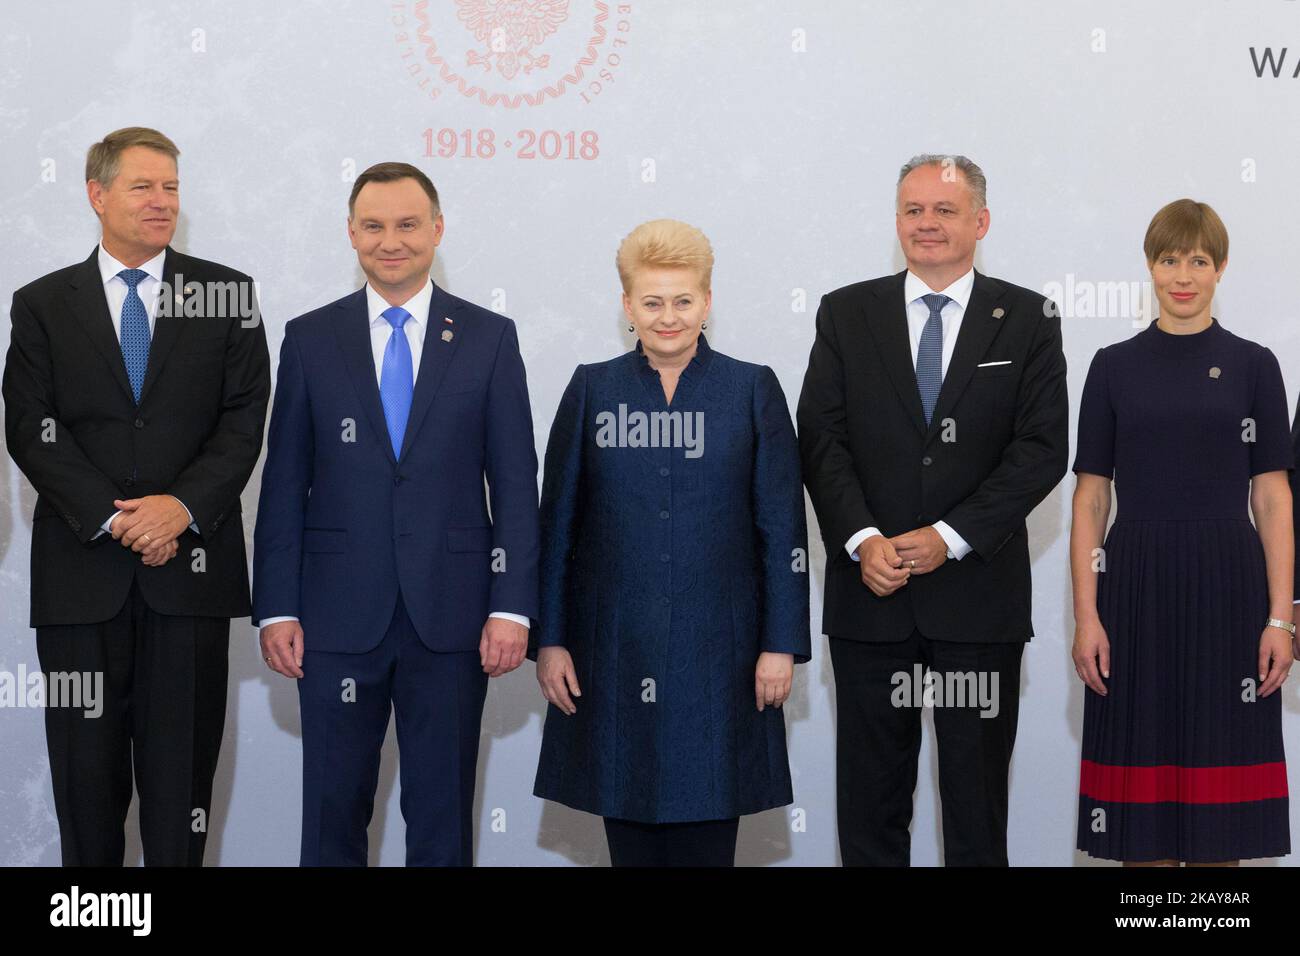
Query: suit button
[[660, 553, 670, 563], [916, 513, 923, 521], [921, 456, 932, 466], [659, 510, 669, 520], [394, 476, 403, 486], [133, 418, 144, 429], [124, 477, 135, 487], [659, 467, 670, 477]]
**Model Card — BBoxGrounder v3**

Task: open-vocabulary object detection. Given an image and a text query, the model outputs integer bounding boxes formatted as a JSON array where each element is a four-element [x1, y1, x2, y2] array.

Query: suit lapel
[[866, 271, 927, 437], [138, 247, 185, 405], [332, 289, 398, 466], [67, 247, 135, 404], [925, 270, 1007, 437], [398, 281, 466, 464]]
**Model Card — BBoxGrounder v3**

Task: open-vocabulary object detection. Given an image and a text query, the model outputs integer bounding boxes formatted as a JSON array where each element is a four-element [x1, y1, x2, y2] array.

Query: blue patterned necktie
[[916, 293, 950, 425], [117, 268, 151, 404], [379, 306, 414, 457]]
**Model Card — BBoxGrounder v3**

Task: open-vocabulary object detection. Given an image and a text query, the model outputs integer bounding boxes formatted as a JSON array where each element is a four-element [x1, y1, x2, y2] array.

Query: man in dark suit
[[3, 127, 271, 865], [253, 162, 540, 866], [798, 154, 1068, 866]]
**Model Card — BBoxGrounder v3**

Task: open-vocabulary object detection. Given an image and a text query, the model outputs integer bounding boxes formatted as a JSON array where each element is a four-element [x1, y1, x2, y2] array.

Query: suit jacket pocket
[[303, 528, 347, 553], [439, 377, 484, 396], [446, 526, 493, 552]]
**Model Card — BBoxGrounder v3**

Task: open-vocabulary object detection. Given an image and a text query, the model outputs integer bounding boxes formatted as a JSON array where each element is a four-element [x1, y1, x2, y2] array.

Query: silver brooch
[[1209, 367, 1221, 379], [441, 329, 454, 343]]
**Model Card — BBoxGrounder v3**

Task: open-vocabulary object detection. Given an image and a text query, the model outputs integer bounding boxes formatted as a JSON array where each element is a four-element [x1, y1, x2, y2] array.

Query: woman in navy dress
[[531, 219, 811, 866], [1070, 199, 1293, 865]]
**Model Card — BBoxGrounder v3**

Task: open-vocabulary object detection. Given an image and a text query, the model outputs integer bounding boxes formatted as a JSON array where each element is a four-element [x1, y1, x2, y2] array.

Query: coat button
[[660, 553, 670, 562], [921, 456, 932, 466], [659, 510, 669, 519], [133, 418, 144, 429], [123, 476, 135, 487], [394, 475, 403, 485], [659, 467, 670, 477]]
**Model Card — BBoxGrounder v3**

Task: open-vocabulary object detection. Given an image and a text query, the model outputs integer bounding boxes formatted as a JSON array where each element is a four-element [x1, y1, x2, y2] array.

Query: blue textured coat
[[532, 335, 811, 823]]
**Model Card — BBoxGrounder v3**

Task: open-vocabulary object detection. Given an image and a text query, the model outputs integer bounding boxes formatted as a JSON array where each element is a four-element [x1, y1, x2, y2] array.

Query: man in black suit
[[3, 127, 270, 865], [798, 154, 1068, 866]]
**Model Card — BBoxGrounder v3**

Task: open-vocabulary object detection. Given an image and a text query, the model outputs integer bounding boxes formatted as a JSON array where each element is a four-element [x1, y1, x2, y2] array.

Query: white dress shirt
[[260, 280, 530, 632], [94, 243, 195, 538], [846, 268, 975, 563]]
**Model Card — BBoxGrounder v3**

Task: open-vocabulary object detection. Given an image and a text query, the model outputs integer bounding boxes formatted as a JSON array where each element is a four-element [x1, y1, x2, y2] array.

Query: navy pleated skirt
[[1077, 518, 1290, 862]]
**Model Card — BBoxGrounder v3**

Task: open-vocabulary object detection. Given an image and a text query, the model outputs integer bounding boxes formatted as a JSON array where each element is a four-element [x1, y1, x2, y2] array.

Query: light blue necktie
[[118, 268, 151, 404], [916, 293, 949, 425], [379, 306, 414, 457]]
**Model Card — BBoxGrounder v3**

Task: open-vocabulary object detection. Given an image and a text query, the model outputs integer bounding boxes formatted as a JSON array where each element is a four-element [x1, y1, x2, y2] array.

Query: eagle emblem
[[456, 0, 571, 80]]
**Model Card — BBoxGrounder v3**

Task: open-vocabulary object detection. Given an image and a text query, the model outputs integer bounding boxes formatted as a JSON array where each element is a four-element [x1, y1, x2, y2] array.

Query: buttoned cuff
[[932, 520, 972, 561], [846, 527, 882, 562]]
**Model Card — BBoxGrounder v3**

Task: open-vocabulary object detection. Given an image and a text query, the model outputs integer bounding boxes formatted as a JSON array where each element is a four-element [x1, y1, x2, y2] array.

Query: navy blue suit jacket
[[252, 282, 540, 653], [531, 336, 810, 823]]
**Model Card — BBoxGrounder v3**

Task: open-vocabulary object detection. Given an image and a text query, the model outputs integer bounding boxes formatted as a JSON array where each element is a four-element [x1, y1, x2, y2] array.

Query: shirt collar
[[366, 279, 432, 329], [98, 243, 166, 286], [904, 267, 975, 311]]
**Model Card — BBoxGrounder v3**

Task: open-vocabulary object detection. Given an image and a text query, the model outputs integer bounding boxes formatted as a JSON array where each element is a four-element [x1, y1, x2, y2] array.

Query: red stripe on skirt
[[1080, 759, 1288, 804]]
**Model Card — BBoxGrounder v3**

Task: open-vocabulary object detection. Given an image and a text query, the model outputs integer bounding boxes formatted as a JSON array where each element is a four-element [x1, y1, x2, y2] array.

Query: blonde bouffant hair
[[616, 219, 714, 293]]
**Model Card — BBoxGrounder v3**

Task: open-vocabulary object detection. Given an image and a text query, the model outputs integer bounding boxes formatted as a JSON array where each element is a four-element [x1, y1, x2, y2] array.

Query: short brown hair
[[85, 127, 179, 185], [1143, 199, 1229, 269], [615, 219, 714, 293], [348, 162, 441, 219]]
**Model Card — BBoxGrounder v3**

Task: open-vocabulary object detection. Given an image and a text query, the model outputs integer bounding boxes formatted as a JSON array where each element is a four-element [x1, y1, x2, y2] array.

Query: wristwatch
[[1266, 617, 1296, 635]]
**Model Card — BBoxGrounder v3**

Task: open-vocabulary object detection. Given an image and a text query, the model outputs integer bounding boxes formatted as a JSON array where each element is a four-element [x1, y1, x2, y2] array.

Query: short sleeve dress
[[1073, 317, 1291, 862]]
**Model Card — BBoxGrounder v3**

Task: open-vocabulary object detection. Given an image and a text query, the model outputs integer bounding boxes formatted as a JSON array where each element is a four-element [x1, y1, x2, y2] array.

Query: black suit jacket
[[3, 246, 271, 626], [797, 269, 1068, 644]]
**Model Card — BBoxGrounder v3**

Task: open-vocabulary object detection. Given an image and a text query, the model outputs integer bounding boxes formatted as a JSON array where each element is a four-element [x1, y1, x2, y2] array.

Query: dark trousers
[[830, 630, 1024, 866], [35, 580, 229, 866], [602, 817, 740, 867], [297, 590, 488, 866]]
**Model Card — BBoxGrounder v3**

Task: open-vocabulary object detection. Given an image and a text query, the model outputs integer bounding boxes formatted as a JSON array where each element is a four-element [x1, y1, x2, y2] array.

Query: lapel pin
[[443, 316, 454, 324], [992, 307, 1005, 319], [1209, 366, 1221, 379], [441, 329, 454, 343]]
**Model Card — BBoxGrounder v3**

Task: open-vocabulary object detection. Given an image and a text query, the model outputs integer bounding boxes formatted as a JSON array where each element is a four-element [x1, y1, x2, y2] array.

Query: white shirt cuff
[[258, 616, 299, 629], [932, 520, 972, 560], [490, 611, 531, 629], [846, 527, 881, 561], [93, 510, 122, 540], [171, 496, 199, 534]]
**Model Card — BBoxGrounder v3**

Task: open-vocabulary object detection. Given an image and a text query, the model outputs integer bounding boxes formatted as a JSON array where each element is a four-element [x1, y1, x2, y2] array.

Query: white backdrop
[[2, 0, 1299, 866]]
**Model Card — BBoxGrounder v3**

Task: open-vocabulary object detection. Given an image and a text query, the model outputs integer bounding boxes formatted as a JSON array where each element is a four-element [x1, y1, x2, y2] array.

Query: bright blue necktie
[[379, 306, 414, 457], [118, 268, 151, 403], [916, 293, 949, 425]]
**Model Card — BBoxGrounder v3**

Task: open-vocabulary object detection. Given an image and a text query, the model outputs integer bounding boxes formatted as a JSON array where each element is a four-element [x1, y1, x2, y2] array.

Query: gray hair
[[896, 154, 987, 210], [85, 127, 180, 185]]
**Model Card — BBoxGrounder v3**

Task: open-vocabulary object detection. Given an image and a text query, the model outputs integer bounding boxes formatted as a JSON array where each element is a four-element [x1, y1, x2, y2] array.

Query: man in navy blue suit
[[252, 162, 540, 866]]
